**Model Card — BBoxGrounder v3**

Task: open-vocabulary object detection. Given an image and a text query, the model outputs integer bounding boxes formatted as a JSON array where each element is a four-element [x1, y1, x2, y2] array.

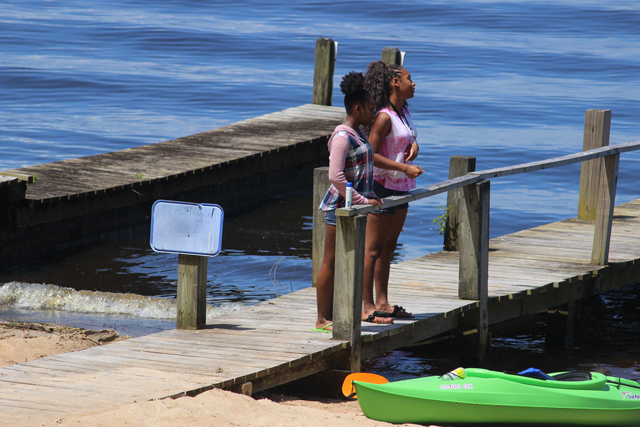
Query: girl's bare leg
[[362, 212, 394, 323], [375, 208, 413, 318], [315, 224, 336, 330]]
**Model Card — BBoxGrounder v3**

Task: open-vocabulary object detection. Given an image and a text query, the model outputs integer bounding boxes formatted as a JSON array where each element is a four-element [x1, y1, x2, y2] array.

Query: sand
[[46, 388, 422, 427], [0, 321, 425, 427], [0, 320, 124, 367]]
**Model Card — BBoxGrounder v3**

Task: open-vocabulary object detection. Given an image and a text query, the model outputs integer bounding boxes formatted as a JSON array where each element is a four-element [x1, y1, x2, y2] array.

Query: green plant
[[137, 172, 143, 180], [432, 205, 451, 236]]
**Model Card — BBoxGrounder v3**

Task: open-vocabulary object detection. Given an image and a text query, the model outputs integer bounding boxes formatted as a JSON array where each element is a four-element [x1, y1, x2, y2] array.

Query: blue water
[[1, 1, 640, 377]]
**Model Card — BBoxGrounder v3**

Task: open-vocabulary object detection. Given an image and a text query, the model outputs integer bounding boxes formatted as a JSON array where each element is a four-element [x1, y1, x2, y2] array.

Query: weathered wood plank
[[0, 176, 18, 187], [579, 109, 611, 220], [473, 139, 640, 179], [459, 180, 490, 301], [312, 37, 337, 106], [177, 254, 208, 330], [333, 214, 367, 372], [592, 153, 620, 265], [4, 104, 344, 204], [445, 155, 476, 251]]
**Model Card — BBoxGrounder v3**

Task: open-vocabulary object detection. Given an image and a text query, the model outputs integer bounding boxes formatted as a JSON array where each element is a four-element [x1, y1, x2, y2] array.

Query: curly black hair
[[340, 71, 370, 113], [364, 60, 404, 115]]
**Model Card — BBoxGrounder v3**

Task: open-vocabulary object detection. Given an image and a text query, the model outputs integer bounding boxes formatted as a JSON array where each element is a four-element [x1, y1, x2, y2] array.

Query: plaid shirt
[[319, 128, 375, 211]]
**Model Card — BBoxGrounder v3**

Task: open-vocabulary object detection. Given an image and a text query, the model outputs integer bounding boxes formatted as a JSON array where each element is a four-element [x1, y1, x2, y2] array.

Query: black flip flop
[[364, 314, 394, 324], [371, 310, 391, 318], [390, 305, 413, 318]]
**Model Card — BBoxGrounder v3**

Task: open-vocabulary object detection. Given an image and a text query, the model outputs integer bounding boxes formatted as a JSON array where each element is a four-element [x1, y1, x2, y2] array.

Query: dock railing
[[312, 108, 640, 371]]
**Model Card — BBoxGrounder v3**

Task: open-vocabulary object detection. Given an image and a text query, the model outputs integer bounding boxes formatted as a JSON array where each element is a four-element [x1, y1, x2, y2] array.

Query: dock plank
[[3, 104, 346, 202]]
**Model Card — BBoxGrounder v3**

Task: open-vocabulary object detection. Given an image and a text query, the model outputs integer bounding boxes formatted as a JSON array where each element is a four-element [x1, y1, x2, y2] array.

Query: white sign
[[150, 200, 223, 256]]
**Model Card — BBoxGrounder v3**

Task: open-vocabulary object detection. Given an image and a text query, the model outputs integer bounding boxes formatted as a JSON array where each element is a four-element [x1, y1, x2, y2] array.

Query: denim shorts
[[324, 209, 337, 226], [372, 181, 409, 215]]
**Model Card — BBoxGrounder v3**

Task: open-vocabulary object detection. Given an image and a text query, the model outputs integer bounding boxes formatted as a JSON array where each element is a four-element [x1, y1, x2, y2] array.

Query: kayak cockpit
[[466, 368, 607, 390]]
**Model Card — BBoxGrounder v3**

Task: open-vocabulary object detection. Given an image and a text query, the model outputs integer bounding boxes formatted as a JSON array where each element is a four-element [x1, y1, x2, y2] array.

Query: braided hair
[[364, 61, 404, 132], [340, 71, 370, 113]]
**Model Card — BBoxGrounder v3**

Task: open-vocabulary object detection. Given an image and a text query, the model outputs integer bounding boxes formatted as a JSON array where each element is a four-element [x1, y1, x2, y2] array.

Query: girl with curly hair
[[362, 61, 425, 320], [313, 71, 386, 333]]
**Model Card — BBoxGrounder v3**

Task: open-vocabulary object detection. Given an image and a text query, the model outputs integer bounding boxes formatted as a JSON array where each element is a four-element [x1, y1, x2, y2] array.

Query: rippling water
[[1, 1, 640, 375]]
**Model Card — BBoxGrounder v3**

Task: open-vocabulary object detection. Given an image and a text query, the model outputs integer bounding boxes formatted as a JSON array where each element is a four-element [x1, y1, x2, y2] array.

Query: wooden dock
[[2, 194, 640, 426], [0, 104, 344, 266]]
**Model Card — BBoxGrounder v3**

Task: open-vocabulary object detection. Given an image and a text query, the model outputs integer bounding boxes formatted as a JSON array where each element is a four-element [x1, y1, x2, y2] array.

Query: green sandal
[[312, 323, 333, 333]]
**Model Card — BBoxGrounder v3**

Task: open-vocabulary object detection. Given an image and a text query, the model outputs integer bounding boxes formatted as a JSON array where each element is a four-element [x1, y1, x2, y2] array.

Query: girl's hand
[[368, 198, 381, 207], [403, 164, 424, 179], [405, 142, 419, 162]]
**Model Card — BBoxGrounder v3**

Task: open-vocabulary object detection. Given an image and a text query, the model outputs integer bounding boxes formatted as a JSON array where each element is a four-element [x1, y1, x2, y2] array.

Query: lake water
[[1, 0, 639, 380]]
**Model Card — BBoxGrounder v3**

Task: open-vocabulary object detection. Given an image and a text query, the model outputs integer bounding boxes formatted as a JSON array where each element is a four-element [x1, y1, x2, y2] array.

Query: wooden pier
[[0, 104, 345, 266]]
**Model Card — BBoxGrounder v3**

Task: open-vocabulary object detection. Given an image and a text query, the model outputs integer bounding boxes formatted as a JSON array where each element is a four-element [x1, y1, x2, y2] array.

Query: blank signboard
[[150, 200, 223, 256]]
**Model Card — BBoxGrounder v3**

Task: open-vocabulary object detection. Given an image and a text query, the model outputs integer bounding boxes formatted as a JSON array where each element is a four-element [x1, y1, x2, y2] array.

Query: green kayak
[[354, 368, 640, 425]]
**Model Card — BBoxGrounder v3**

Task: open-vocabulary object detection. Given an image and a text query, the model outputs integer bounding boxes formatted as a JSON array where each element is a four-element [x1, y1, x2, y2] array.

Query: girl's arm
[[405, 142, 419, 161], [328, 135, 369, 205]]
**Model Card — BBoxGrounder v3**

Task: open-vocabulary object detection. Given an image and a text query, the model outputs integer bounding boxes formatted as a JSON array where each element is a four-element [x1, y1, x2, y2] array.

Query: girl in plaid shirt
[[314, 72, 385, 333]]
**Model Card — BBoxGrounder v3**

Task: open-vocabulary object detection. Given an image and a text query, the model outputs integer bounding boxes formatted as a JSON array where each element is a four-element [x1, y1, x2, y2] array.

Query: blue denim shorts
[[324, 209, 337, 226], [372, 181, 409, 215]]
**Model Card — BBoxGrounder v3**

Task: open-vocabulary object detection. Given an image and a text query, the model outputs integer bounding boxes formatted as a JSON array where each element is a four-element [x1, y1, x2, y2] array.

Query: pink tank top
[[373, 106, 417, 191]]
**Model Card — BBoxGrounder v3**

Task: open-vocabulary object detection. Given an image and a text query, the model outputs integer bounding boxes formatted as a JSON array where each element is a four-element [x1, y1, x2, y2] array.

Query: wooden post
[[591, 153, 620, 265], [458, 180, 490, 365], [312, 167, 331, 286], [444, 156, 476, 251], [312, 38, 337, 106], [459, 180, 490, 300], [177, 254, 208, 329], [332, 214, 367, 373], [381, 47, 402, 66], [578, 109, 611, 220], [545, 301, 579, 349]]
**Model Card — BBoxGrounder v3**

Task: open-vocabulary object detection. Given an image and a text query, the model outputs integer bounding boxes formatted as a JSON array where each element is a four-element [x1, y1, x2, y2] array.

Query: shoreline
[[0, 320, 124, 368]]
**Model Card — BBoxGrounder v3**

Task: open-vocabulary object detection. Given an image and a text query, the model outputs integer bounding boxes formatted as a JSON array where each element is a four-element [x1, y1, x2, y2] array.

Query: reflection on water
[[0, 194, 314, 304]]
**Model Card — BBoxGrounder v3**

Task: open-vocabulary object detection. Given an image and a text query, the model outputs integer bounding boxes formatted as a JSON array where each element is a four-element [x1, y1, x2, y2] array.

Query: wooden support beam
[[332, 214, 367, 373], [591, 153, 619, 265], [177, 254, 208, 330], [312, 167, 330, 287], [381, 47, 403, 66], [545, 301, 579, 349], [579, 109, 611, 220], [459, 180, 490, 300], [240, 382, 252, 396], [458, 180, 490, 366], [444, 156, 476, 251], [312, 38, 337, 106]]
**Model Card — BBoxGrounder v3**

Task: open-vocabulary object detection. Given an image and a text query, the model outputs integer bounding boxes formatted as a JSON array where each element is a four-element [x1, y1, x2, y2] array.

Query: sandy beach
[[0, 321, 424, 427]]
